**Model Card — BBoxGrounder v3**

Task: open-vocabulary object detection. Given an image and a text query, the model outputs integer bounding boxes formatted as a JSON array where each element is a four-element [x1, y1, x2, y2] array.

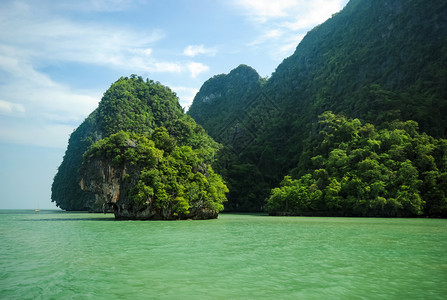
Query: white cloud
[[130, 48, 153, 56], [248, 29, 284, 46], [0, 0, 189, 148], [170, 86, 200, 109], [230, 0, 298, 23], [183, 45, 217, 57], [230, 0, 345, 24], [0, 100, 25, 115], [0, 57, 101, 147], [0, 120, 75, 149], [152, 62, 183, 73], [0, 0, 214, 147], [0, 47, 100, 122], [0, 1, 186, 75], [229, 0, 348, 60], [46, 0, 147, 13], [280, 0, 346, 31], [84, 0, 142, 12], [187, 62, 210, 79]]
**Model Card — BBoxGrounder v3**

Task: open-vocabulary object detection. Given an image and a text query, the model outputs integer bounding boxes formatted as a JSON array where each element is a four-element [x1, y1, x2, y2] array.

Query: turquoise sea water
[[0, 210, 446, 299]]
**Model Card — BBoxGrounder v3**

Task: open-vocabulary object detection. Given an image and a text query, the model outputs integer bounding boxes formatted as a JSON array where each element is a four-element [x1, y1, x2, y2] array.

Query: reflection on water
[[0, 211, 446, 299]]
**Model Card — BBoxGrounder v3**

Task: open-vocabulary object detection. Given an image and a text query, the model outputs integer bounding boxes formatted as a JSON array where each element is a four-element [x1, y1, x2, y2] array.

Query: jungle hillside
[[187, 0, 447, 216]]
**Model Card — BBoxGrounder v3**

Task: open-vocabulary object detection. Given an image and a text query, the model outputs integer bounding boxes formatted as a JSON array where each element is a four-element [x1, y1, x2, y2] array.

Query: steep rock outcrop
[[80, 159, 126, 211], [80, 131, 227, 220], [81, 158, 219, 220], [52, 75, 222, 212]]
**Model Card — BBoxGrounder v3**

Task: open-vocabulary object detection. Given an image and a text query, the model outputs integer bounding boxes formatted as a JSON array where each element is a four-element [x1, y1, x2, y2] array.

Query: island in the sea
[[52, 76, 227, 220]]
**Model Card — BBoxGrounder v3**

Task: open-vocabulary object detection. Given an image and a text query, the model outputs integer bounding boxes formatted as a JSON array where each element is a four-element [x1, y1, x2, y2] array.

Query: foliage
[[52, 75, 221, 211], [83, 130, 228, 217], [267, 112, 447, 217], [188, 65, 265, 137], [188, 0, 447, 213], [51, 112, 98, 210]]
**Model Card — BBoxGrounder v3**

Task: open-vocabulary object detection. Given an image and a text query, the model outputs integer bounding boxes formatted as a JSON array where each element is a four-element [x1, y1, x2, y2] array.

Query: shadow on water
[[0, 210, 116, 221], [220, 212, 268, 217], [5, 210, 269, 222], [23, 211, 269, 222], [24, 217, 117, 222]]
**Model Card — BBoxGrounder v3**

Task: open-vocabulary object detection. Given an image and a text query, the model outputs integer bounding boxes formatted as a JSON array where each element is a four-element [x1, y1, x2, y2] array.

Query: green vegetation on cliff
[[188, 65, 273, 211], [81, 130, 227, 219], [188, 0, 447, 216], [52, 75, 222, 212], [267, 112, 447, 217], [188, 65, 266, 137]]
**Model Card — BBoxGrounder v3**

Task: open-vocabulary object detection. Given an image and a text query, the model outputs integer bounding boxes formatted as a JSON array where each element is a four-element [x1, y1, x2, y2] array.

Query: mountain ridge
[[188, 0, 447, 213]]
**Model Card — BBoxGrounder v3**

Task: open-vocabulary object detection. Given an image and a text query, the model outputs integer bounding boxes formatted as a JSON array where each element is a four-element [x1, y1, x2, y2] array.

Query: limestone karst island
[[53, 77, 228, 220]]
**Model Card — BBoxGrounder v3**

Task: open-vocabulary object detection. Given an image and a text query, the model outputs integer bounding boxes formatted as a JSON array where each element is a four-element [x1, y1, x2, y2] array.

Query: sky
[[0, 0, 349, 209]]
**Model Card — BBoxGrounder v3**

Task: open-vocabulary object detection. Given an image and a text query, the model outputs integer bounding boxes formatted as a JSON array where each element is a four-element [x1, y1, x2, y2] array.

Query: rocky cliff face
[[79, 159, 126, 212], [80, 156, 219, 220], [79, 130, 226, 220]]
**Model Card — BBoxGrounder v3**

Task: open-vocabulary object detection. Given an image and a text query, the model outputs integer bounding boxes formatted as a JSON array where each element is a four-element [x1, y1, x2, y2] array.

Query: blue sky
[[0, 0, 348, 209]]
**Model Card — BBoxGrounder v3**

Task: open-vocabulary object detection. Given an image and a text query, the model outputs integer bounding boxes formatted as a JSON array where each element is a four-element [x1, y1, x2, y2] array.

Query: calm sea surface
[[0, 210, 446, 299]]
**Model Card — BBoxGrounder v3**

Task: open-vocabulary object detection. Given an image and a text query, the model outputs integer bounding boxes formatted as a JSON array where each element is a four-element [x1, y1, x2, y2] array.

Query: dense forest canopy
[[267, 112, 447, 217], [188, 65, 266, 138], [52, 75, 224, 215], [188, 0, 447, 216]]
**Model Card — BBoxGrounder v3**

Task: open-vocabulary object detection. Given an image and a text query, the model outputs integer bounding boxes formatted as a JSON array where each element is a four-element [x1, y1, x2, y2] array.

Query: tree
[[267, 112, 447, 217], [82, 131, 228, 219]]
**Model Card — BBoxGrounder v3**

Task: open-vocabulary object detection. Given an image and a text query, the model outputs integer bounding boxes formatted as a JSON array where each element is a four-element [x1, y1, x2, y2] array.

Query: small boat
[[34, 209, 40, 212]]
